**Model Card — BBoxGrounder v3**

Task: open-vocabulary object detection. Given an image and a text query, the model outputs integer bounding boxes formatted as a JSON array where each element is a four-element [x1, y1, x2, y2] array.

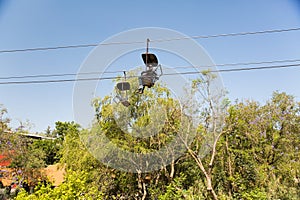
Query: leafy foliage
[[16, 170, 103, 200], [1, 86, 299, 199]]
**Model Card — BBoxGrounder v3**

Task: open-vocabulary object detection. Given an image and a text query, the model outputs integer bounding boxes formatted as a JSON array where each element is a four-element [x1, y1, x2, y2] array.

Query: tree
[[0, 104, 10, 133], [7, 133, 47, 186], [216, 92, 300, 199], [172, 71, 229, 200], [0, 104, 11, 167], [12, 82, 300, 199], [16, 170, 103, 200], [90, 78, 187, 199], [31, 139, 61, 165], [53, 121, 80, 139]]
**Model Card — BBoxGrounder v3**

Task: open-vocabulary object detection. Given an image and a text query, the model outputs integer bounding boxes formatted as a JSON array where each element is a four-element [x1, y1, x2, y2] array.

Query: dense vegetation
[[1, 74, 299, 199]]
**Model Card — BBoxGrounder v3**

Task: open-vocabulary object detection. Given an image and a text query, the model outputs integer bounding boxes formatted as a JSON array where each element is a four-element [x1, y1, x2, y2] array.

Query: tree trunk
[[141, 182, 147, 200], [188, 150, 218, 200], [225, 136, 233, 198]]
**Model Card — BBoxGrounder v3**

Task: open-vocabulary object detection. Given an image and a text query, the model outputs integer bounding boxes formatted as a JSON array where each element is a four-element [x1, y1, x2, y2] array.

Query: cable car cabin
[[140, 70, 157, 88], [137, 53, 162, 94], [114, 81, 131, 107]]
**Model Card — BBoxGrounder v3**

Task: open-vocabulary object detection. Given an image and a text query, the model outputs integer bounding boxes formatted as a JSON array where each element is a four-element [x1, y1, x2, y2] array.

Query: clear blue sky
[[0, 0, 300, 132]]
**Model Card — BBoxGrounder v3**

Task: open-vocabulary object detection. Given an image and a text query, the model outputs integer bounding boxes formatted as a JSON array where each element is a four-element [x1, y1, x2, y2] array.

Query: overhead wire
[[0, 27, 300, 54], [169, 58, 300, 70], [152, 27, 300, 42], [1, 27, 299, 84], [1, 58, 300, 80], [0, 69, 127, 80], [166, 63, 300, 75], [0, 63, 300, 85]]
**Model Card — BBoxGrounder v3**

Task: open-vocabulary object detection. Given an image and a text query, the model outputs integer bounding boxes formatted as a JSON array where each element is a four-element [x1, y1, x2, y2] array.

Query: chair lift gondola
[[137, 40, 163, 94], [114, 72, 131, 107]]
